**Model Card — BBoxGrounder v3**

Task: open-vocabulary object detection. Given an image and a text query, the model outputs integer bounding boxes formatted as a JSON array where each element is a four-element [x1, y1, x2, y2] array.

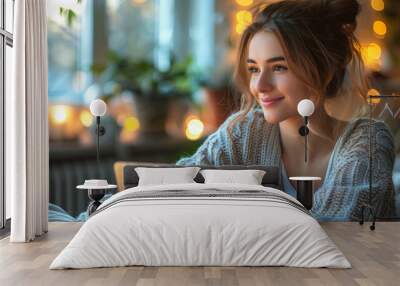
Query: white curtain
[[6, 0, 49, 242]]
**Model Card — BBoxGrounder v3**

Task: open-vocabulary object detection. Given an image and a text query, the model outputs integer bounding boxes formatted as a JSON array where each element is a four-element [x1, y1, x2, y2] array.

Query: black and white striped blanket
[[92, 188, 309, 217]]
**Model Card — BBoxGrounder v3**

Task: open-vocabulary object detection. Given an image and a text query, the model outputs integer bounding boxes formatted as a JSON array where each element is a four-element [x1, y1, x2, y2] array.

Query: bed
[[50, 164, 350, 269]]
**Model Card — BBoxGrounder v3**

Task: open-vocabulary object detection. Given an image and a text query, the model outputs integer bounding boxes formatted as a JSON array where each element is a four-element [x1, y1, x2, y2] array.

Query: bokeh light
[[373, 20, 387, 36], [235, 0, 253, 7], [367, 89, 381, 105], [131, 0, 147, 5], [185, 118, 204, 141], [79, 110, 93, 127], [236, 10, 252, 25], [236, 23, 247, 34], [235, 10, 252, 35], [123, 116, 140, 132], [371, 0, 384, 11], [50, 105, 72, 125], [366, 43, 382, 61]]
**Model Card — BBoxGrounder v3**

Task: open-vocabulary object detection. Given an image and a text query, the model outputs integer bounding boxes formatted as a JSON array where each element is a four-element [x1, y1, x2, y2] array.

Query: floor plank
[[0, 222, 399, 286]]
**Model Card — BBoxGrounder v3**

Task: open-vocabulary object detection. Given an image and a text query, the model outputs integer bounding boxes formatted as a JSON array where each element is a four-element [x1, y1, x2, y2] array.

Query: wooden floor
[[0, 222, 399, 286]]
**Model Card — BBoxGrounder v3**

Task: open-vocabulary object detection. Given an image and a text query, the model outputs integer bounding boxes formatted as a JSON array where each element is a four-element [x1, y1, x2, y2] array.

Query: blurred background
[[47, 0, 400, 219]]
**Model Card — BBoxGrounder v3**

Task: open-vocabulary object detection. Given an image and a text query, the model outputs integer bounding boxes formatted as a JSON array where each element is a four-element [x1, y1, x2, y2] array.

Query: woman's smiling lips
[[260, 96, 284, 107]]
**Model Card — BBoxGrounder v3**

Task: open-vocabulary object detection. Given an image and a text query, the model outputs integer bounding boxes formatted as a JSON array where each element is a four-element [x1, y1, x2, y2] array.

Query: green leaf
[[59, 7, 65, 16], [59, 4, 80, 27], [67, 10, 77, 26]]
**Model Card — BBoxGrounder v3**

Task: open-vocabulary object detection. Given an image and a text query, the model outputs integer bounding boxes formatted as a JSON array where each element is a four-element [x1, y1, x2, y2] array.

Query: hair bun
[[323, 0, 361, 31]]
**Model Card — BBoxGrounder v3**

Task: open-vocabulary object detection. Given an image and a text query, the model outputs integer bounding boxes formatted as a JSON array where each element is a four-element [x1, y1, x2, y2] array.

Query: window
[[107, 0, 158, 63], [47, 0, 86, 104], [1, 0, 14, 230]]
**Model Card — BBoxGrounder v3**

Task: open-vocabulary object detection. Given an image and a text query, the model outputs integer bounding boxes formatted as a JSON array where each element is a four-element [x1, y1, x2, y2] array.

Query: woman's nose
[[255, 71, 274, 93]]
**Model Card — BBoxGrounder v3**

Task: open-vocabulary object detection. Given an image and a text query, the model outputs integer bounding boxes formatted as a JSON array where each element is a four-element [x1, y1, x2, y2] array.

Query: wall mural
[[47, 0, 400, 222]]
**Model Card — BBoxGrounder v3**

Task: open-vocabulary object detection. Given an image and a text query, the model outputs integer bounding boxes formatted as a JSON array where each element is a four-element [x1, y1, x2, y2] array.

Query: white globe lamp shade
[[297, 99, 315, 117], [90, 99, 107, 117]]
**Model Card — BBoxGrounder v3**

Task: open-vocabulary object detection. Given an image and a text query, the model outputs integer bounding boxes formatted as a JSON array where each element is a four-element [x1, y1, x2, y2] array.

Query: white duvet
[[50, 183, 351, 269]]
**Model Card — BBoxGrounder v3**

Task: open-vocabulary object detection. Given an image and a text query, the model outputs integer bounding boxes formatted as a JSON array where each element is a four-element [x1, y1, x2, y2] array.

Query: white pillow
[[135, 167, 201, 186], [200, 169, 266, 185]]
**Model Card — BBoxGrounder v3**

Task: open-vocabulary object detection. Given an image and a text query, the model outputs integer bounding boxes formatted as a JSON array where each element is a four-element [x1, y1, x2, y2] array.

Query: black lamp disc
[[96, 126, 106, 136], [298, 126, 309, 136]]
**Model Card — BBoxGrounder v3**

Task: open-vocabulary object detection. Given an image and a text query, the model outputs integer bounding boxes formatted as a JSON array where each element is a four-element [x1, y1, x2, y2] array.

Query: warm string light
[[235, 0, 253, 7], [118, 116, 140, 143], [50, 105, 72, 125], [50, 104, 203, 141], [80, 110, 93, 127], [235, 24, 246, 35], [234, 0, 253, 35], [367, 89, 381, 105], [364, 0, 387, 70], [371, 0, 384, 12], [184, 116, 204, 141], [49, 105, 88, 141], [123, 116, 140, 132], [361, 42, 382, 67], [367, 43, 382, 60], [373, 20, 387, 36], [362, 0, 386, 71], [236, 10, 252, 25], [235, 10, 252, 35], [131, 0, 147, 5]]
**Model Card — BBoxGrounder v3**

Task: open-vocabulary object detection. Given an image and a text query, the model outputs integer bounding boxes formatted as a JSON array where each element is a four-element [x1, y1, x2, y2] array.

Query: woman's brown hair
[[233, 0, 369, 125]]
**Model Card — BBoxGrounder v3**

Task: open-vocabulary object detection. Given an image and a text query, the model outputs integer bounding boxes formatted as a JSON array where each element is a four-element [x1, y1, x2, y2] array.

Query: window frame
[[0, 0, 14, 231]]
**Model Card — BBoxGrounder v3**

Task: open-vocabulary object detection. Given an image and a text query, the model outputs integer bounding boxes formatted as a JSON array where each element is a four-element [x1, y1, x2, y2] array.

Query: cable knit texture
[[177, 108, 395, 221]]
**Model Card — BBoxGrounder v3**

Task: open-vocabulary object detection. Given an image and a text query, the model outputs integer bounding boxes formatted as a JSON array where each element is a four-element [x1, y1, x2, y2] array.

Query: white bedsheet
[[50, 183, 351, 269]]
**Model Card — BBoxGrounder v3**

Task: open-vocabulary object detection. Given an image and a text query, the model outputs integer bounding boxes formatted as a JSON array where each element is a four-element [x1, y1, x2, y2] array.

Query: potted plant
[[92, 52, 199, 137]]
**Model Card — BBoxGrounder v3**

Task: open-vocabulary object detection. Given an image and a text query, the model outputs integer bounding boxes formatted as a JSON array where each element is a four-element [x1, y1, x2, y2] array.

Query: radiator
[[49, 144, 116, 217]]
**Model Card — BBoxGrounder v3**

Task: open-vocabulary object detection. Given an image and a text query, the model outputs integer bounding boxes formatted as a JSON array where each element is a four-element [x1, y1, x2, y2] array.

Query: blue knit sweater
[[177, 108, 395, 221]]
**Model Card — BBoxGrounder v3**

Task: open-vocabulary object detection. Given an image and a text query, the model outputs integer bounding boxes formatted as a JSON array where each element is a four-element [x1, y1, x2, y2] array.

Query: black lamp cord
[[304, 116, 308, 163], [369, 102, 372, 206], [96, 116, 100, 164], [298, 116, 309, 163]]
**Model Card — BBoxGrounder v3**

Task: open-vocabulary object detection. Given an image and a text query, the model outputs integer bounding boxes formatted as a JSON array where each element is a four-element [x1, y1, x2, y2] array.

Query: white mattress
[[50, 183, 351, 269]]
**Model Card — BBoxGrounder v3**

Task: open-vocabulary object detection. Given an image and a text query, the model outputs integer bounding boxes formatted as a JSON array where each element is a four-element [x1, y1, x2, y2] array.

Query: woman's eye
[[272, 65, 288, 72], [247, 66, 259, 73]]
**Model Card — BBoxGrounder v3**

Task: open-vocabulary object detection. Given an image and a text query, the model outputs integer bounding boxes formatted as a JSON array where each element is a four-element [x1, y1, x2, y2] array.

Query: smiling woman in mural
[[177, 0, 395, 221]]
